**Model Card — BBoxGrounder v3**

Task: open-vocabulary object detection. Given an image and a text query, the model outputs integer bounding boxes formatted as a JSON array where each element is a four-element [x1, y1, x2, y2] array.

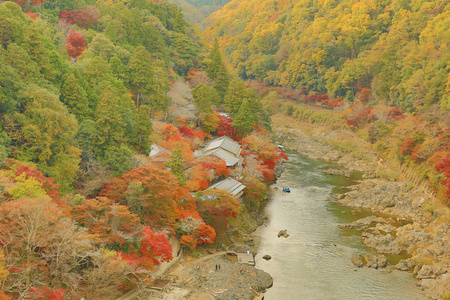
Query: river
[[252, 153, 429, 300]]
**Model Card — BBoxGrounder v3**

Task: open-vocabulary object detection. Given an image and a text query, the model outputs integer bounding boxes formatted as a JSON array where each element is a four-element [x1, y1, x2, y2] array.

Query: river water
[[253, 153, 429, 300]]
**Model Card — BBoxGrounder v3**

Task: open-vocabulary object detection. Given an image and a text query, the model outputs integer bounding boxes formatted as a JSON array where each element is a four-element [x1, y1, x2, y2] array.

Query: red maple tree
[[434, 153, 450, 200], [65, 30, 86, 59], [28, 287, 64, 300]]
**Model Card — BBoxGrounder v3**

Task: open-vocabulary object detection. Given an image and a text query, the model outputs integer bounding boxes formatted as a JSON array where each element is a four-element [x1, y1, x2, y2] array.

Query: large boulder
[[395, 259, 417, 271], [351, 254, 364, 268], [362, 233, 403, 254], [251, 269, 273, 293], [416, 263, 448, 280], [278, 230, 289, 238], [364, 254, 388, 269]]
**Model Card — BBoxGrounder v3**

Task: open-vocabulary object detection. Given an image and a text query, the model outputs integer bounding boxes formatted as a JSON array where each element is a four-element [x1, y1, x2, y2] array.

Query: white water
[[253, 154, 429, 300]]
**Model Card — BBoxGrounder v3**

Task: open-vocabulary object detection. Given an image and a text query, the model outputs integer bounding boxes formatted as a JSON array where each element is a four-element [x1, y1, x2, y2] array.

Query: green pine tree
[[109, 55, 128, 82], [128, 46, 155, 109], [60, 73, 89, 121], [224, 80, 247, 115], [207, 38, 222, 80], [4, 43, 40, 82], [164, 143, 186, 185], [192, 83, 213, 113], [173, 7, 186, 33], [22, 23, 57, 81], [133, 104, 153, 155], [95, 86, 126, 152], [232, 99, 257, 137], [214, 63, 230, 99]]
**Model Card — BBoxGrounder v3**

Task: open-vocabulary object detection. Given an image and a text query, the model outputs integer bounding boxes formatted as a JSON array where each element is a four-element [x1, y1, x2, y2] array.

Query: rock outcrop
[[278, 230, 289, 238], [364, 254, 388, 269], [274, 124, 450, 299], [351, 254, 364, 268]]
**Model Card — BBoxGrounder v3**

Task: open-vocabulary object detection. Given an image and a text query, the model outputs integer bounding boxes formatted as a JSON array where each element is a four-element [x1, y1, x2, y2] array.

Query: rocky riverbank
[[273, 119, 450, 300]]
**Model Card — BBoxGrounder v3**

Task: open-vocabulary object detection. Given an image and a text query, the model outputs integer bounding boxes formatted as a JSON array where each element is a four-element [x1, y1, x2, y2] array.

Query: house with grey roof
[[203, 136, 242, 157], [195, 136, 244, 170], [208, 177, 246, 199]]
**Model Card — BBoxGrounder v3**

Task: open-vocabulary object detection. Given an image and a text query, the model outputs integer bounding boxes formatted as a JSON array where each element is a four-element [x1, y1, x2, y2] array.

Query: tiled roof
[[210, 149, 240, 167], [208, 177, 246, 197], [204, 136, 241, 156]]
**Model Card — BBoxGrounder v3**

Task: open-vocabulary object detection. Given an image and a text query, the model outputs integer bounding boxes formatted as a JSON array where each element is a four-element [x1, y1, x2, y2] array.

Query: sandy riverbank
[[118, 249, 272, 300]]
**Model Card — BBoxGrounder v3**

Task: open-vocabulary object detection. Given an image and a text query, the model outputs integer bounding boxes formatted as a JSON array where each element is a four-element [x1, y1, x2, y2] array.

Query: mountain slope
[[204, 0, 450, 113]]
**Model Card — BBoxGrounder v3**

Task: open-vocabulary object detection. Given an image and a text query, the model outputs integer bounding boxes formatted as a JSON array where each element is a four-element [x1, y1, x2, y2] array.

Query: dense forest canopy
[[0, 0, 283, 298], [170, 0, 232, 24], [0, 0, 449, 298], [204, 0, 450, 113]]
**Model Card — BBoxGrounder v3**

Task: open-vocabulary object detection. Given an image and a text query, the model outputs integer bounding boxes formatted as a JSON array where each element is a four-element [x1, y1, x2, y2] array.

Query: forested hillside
[[170, 0, 231, 24], [204, 0, 450, 204], [205, 0, 450, 113], [0, 0, 204, 192], [0, 0, 284, 298]]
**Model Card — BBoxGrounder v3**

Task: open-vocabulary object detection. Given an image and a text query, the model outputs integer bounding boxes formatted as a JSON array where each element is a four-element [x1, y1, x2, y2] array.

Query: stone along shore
[[274, 123, 450, 300]]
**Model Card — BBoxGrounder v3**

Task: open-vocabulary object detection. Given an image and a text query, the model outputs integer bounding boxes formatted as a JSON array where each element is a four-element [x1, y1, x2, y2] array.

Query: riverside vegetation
[[0, 0, 449, 299], [270, 101, 449, 299]]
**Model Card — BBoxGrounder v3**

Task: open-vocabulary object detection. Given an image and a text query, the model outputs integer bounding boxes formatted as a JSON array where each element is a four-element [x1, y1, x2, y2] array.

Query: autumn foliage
[[15, 165, 61, 203], [60, 6, 100, 28], [216, 115, 237, 140], [242, 125, 287, 182], [28, 287, 64, 300], [195, 189, 240, 234], [100, 164, 191, 231], [139, 226, 173, 265], [434, 153, 450, 201], [66, 30, 87, 59], [73, 197, 140, 245], [25, 12, 38, 20]]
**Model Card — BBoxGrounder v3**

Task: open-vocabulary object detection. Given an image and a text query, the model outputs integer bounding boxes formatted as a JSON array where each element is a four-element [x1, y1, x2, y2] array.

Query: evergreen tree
[[128, 46, 155, 109], [207, 38, 222, 80], [21, 23, 56, 81], [109, 55, 128, 82], [164, 143, 186, 185], [224, 80, 247, 115], [214, 63, 230, 99], [16, 87, 81, 192], [133, 104, 153, 155], [102, 144, 132, 176], [152, 64, 171, 112], [4, 43, 40, 82], [173, 7, 186, 33], [60, 73, 89, 121], [95, 87, 126, 152], [232, 100, 257, 137], [192, 83, 213, 113]]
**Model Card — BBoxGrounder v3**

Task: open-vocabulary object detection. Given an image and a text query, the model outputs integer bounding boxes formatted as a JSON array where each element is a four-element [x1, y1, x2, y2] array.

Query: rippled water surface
[[253, 153, 428, 300]]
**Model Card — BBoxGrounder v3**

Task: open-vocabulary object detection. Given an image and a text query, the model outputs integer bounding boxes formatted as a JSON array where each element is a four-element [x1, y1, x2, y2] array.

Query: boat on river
[[282, 188, 290, 193]]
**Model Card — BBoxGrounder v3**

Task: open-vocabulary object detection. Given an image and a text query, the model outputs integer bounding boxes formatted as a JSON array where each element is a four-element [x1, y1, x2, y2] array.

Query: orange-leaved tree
[[243, 124, 287, 171], [100, 164, 191, 232], [194, 189, 240, 234], [120, 226, 173, 270], [178, 216, 216, 249], [73, 197, 141, 246]]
